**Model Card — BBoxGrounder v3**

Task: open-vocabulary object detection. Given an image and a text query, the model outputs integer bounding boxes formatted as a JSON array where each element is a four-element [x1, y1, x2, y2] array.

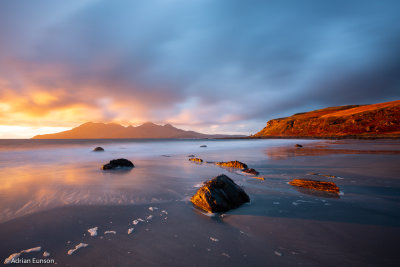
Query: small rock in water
[[295, 144, 303, 148], [242, 168, 259, 175], [187, 155, 196, 157], [210, 237, 219, 242], [88, 227, 98, 237], [200, 145, 207, 147], [216, 161, 248, 169], [128, 228, 134, 235], [43, 251, 50, 257], [104, 230, 116, 235], [289, 179, 339, 194], [148, 207, 159, 212], [4, 246, 43, 263], [67, 243, 88, 255], [274, 251, 282, 256], [146, 215, 153, 221], [221, 253, 231, 258], [189, 158, 203, 163], [93, 146, 104, 152], [4, 253, 21, 264], [133, 218, 145, 225], [102, 158, 134, 170], [161, 210, 168, 215]]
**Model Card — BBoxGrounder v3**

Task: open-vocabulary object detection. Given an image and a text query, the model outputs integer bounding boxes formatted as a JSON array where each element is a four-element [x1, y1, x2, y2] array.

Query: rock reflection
[[293, 187, 340, 199], [265, 146, 400, 160], [0, 161, 180, 223]]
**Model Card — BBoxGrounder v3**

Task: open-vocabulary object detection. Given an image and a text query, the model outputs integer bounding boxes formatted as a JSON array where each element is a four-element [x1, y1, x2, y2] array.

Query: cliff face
[[254, 100, 400, 137]]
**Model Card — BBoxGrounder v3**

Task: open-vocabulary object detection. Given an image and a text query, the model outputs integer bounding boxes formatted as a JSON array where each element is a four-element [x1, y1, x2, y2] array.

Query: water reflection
[[265, 146, 400, 160], [292, 187, 340, 199], [0, 159, 194, 223]]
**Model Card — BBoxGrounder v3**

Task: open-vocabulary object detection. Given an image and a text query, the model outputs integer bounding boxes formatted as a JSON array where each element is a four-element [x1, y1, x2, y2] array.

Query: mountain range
[[32, 122, 242, 139], [254, 100, 400, 138]]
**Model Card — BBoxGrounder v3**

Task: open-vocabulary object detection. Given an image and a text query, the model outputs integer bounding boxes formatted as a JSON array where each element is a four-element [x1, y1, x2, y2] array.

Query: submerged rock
[[242, 168, 259, 175], [102, 158, 134, 170], [200, 145, 207, 147], [295, 144, 303, 148], [187, 154, 196, 157], [189, 158, 203, 163], [289, 179, 339, 194], [191, 174, 250, 213], [93, 146, 104, 152], [216, 160, 248, 169]]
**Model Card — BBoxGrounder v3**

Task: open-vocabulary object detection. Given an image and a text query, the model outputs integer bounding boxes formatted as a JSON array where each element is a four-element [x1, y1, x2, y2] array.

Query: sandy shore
[[0, 139, 399, 266]]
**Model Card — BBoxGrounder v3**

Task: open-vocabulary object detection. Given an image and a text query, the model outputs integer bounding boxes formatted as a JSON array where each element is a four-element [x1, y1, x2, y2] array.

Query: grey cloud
[[0, 0, 399, 133]]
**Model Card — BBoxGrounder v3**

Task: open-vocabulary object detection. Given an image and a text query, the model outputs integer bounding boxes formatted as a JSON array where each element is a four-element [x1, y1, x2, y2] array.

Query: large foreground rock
[[289, 179, 339, 193], [191, 174, 250, 213], [102, 159, 134, 170], [215, 160, 248, 169]]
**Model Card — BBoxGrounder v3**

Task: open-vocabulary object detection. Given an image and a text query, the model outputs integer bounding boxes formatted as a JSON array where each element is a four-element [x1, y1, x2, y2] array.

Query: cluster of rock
[[215, 160, 262, 177]]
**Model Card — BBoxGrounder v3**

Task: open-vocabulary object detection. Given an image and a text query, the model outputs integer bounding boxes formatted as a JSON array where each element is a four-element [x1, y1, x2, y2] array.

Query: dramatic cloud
[[0, 0, 399, 137]]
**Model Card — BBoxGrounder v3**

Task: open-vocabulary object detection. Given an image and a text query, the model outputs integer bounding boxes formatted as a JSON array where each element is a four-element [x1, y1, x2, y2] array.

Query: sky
[[0, 0, 399, 138]]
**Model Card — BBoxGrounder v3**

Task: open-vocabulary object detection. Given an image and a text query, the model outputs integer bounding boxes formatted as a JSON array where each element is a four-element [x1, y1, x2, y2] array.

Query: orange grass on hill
[[254, 100, 400, 137]]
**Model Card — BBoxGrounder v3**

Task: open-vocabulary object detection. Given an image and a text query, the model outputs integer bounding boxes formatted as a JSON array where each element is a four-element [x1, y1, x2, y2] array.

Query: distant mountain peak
[[32, 121, 241, 139]]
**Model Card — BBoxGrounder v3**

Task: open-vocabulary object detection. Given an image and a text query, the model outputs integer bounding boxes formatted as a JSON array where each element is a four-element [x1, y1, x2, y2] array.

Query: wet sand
[[0, 139, 399, 266]]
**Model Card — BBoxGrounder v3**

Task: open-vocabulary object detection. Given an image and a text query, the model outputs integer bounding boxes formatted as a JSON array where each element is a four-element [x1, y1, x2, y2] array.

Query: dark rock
[[289, 179, 339, 194], [216, 160, 248, 169], [295, 144, 303, 148], [187, 154, 196, 157], [93, 147, 104, 152], [189, 158, 203, 163], [191, 174, 250, 213], [200, 145, 207, 148], [242, 168, 259, 175], [102, 158, 134, 170]]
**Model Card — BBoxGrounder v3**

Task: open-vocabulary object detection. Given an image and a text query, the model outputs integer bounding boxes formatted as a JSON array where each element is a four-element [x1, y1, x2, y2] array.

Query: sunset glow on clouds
[[0, 0, 399, 138]]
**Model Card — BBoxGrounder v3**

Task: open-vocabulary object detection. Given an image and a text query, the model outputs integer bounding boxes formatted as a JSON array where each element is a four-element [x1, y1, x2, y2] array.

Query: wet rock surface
[[189, 158, 203, 163], [289, 179, 339, 194], [191, 174, 250, 213], [242, 168, 259, 175], [102, 159, 134, 170], [216, 161, 248, 169], [93, 147, 104, 152]]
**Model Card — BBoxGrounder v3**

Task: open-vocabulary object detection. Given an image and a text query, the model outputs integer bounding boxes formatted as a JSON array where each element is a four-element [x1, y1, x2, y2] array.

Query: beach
[[0, 139, 399, 266]]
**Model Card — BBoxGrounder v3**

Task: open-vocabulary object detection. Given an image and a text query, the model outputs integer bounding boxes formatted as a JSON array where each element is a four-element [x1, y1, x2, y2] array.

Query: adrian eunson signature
[[8, 257, 55, 264]]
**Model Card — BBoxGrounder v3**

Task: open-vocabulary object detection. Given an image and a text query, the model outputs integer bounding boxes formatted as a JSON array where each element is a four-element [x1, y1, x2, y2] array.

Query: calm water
[[0, 138, 317, 223]]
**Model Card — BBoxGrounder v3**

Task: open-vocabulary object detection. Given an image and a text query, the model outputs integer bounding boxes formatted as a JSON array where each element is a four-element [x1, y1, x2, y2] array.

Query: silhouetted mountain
[[254, 100, 400, 138], [32, 122, 242, 139]]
